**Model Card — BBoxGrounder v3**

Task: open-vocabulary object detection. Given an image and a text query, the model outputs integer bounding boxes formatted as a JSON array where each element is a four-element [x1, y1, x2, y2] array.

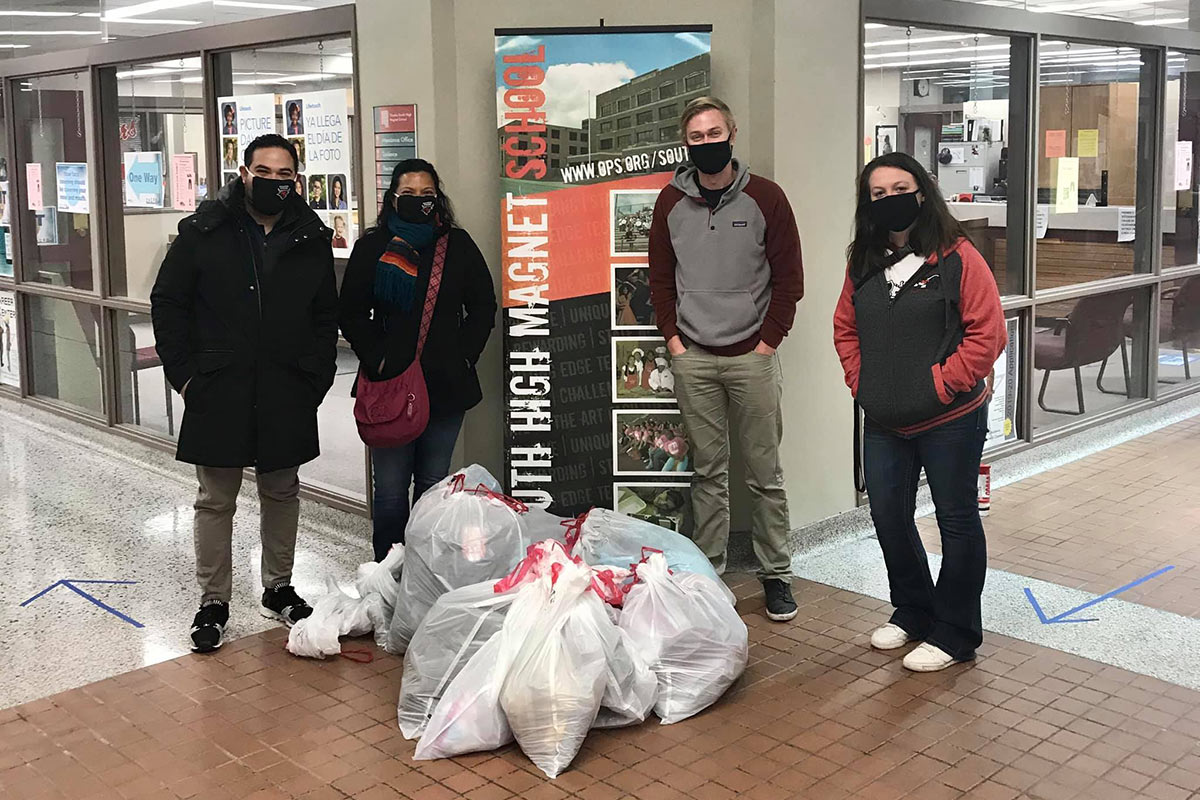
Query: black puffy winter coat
[[150, 179, 338, 472]]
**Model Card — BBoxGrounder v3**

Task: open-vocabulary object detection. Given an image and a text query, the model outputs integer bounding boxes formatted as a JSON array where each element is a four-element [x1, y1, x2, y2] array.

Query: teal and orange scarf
[[374, 216, 436, 312]]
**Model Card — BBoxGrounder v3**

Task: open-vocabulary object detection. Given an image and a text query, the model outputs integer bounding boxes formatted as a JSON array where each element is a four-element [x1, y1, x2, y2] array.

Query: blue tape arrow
[[1024, 566, 1175, 624], [20, 579, 144, 628]]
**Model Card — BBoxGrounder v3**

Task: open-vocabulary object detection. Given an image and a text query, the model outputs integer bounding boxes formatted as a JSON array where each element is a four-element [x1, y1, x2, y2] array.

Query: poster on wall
[[0, 290, 18, 389], [123, 151, 165, 209], [216, 93, 275, 190], [55, 162, 89, 214], [985, 316, 1021, 451], [171, 153, 197, 212], [496, 26, 712, 515], [286, 89, 355, 257]]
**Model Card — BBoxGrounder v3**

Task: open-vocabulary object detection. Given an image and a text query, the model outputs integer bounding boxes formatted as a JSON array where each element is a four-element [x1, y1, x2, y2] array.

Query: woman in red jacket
[[833, 152, 1006, 672]]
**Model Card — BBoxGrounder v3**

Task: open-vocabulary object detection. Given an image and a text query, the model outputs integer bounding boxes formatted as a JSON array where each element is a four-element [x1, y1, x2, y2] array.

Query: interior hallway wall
[[355, 0, 862, 530]]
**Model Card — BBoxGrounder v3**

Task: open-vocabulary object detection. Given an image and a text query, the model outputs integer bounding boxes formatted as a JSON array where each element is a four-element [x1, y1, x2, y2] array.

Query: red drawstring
[[561, 509, 592, 551], [623, 547, 668, 595], [450, 474, 466, 493], [339, 648, 374, 663], [458, 483, 529, 514]]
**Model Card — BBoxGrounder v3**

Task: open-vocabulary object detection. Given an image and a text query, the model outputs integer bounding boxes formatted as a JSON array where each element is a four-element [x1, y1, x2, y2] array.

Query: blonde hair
[[679, 96, 736, 139]]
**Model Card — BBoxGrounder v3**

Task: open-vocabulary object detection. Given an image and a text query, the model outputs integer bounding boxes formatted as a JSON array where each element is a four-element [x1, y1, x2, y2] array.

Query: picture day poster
[[496, 26, 711, 515]]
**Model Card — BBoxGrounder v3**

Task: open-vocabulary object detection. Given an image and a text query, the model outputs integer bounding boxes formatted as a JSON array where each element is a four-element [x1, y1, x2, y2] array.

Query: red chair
[[1034, 291, 1135, 415]]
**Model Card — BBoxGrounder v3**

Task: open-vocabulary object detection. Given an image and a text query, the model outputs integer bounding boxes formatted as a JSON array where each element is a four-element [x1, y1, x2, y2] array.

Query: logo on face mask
[[275, 184, 291, 200], [421, 199, 434, 216]]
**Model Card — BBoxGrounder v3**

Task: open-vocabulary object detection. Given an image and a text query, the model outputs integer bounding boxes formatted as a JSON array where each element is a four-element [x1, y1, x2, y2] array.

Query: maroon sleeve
[[745, 176, 804, 348], [648, 186, 685, 341], [941, 240, 1007, 393]]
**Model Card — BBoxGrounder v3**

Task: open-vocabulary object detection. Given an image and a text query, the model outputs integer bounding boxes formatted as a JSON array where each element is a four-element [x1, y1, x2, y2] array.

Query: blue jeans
[[863, 406, 988, 661], [370, 411, 464, 561]]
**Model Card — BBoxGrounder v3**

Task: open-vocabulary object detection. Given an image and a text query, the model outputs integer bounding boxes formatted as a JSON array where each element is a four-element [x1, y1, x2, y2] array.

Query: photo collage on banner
[[496, 25, 711, 527], [0, 290, 18, 389], [286, 89, 355, 257]]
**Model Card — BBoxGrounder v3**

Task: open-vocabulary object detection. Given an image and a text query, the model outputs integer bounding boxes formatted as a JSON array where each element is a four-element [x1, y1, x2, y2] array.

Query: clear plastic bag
[[400, 541, 575, 741], [574, 509, 732, 603], [387, 469, 530, 654], [414, 573, 551, 761], [500, 561, 609, 778], [619, 553, 748, 724], [356, 544, 405, 649]]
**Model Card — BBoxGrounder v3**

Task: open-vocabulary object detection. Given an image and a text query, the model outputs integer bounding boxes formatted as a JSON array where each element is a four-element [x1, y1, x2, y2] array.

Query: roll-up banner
[[496, 26, 712, 523]]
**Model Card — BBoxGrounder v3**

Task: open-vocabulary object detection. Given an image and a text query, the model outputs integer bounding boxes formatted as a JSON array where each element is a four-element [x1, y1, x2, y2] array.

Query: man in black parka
[[151, 134, 337, 653]]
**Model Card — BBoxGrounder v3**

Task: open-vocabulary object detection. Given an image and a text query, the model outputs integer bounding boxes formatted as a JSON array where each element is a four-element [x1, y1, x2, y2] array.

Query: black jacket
[[338, 226, 497, 413], [150, 179, 338, 472]]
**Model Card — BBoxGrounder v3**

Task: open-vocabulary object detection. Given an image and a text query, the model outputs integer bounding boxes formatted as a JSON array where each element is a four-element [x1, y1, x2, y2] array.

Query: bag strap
[[414, 234, 448, 358]]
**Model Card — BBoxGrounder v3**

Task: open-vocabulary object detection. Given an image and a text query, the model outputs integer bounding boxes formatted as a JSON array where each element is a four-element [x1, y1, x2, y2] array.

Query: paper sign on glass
[[1117, 207, 1136, 243], [1054, 157, 1079, 214], [25, 163, 42, 211], [1045, 129, 1067, 158], [1077, 129, 1099, 158], [1176, 140, 1193, 191], [1035, 206, 1049, 239], [55, 163, 89, 214], [123, 152, 164, 209], [171, 154, 197, 211]]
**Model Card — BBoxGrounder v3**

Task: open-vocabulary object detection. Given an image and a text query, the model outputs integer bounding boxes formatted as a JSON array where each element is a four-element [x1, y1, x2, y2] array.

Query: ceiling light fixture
[[101, 17, 202, 25], [0, 30, 102, 35], [865, 43, 1010, 60], [0, 10, 78, 16], [1135, 16, 1187, 25], [104, 0, 206, 20], [213, 1, 313, 10], [866, 33, 995, 48]]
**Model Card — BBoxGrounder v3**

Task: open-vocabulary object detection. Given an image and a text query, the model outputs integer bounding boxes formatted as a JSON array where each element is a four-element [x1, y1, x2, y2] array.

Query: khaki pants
[[671, 347, 792, 580], [194, 466, 301, 603]]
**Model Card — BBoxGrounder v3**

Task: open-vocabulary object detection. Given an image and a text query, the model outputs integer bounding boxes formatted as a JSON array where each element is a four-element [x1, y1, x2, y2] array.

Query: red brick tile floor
[[8, 422, 1200, 799], [920, 415, 1200, 618], [4, 572, 1200, 800]]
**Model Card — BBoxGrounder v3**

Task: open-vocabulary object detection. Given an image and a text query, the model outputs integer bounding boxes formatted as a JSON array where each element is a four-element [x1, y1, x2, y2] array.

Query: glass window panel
[[0, 290, 18, 390], [1035, 41, 1154, 291], [115, 309, 180, 438], [215, 38, 357, 277], [862, 24, 1019, 294], [1154, 277, 1200, 387], [105, 56, 208, 302], [1032, 287, 1150, 433], [301, 347, 365, 502], [27, 295, 102, 415], [13, 73, 95, 291], [0, 84, 10, 280], [1165, 50, 1200, 270]]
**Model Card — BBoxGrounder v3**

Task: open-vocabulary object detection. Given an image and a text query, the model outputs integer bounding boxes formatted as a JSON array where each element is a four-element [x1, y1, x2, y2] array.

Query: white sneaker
[[870, 623, 912, 650], [902, 642, 960, 672]]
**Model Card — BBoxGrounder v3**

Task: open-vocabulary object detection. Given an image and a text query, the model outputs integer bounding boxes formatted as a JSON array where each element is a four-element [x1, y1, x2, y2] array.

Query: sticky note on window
[[1046, 129, 1067, 158], [1077, 129, 1099, 158]]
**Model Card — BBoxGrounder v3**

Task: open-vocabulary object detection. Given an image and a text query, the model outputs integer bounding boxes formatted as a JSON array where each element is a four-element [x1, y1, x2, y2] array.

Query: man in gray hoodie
[[648, 96, 804, 622]]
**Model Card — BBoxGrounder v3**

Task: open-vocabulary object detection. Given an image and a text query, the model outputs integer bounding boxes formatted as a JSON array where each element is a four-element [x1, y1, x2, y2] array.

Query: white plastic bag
[[402, 541, 575, 742], [356, 544, 405, 648], [413, 573, 551, 761], [619, 553, 748, 724], [500, 561, 609, 778], [287, 577, 376, 659], [574, 509, 733, 603], [388, 467, 545, 654], [590, 622, 657, 730]]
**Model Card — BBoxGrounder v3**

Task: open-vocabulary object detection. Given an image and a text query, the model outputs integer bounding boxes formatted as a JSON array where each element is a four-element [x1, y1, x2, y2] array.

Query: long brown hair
[[846, 152, 968, 284]]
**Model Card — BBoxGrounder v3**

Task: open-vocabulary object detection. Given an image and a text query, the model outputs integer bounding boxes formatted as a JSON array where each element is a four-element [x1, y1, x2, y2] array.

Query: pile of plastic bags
[[285, 465, 748, 779]]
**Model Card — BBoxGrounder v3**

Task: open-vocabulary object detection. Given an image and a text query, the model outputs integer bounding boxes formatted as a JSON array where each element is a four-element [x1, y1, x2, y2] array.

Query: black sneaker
[[764, 579, 798, 622], [261, 585, 313, 627], [191, 601, 229, 653]]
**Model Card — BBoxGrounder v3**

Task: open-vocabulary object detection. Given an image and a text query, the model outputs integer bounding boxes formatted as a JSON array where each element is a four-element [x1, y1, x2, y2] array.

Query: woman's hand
[[754, 341, 776, 356]]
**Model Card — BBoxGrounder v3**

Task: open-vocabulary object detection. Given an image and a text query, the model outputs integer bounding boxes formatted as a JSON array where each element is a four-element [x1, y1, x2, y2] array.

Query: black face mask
[[394, 194, 439, 224], [688, 139, 733, 175], [246, 175, 293, 216], [869, 191, 921, 232]]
